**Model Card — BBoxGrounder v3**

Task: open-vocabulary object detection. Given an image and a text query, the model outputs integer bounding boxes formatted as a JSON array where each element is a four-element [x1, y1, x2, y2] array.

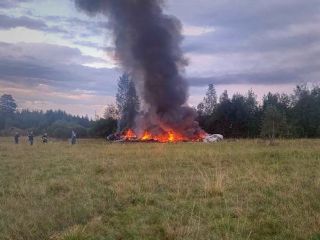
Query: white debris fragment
[[203, 134, 224, 143]]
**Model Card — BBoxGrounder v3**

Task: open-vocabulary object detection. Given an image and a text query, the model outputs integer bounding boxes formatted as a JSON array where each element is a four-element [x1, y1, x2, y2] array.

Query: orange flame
[[123, 129, 205, 143], [141, 131, 152, 141], [123, 129, 137, 140]]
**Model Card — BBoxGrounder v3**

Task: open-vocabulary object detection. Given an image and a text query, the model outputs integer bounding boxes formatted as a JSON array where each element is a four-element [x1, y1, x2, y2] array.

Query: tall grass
[[0, 138, 319, 240]]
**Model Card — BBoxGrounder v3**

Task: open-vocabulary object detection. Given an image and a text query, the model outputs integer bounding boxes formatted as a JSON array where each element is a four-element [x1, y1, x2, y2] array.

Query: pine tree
[[0, 94, 17, 130], [202, 84, 217, 116], [219, 90, 229, 103], [0, 94, 17, 114], [116, 73, 140, 131]]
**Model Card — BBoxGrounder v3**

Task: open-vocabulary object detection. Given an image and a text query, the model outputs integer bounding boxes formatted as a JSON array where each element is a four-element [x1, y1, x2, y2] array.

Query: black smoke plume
[[75, 0, 204, 137]]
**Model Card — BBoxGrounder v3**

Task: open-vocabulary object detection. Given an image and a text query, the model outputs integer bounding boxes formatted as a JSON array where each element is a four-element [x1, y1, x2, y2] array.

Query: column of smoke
[[75, 0, 204, 138]]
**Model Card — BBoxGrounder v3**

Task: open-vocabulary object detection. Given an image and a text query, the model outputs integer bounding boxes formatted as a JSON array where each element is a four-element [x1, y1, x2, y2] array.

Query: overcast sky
[[0, 0, 319, 117]]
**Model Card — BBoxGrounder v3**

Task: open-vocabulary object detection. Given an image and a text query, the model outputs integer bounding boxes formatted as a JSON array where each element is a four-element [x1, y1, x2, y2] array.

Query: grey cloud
[[72, 40, 102, 49], [0, 14, 67, 33], [0, 59, 119, 94], [0, 14, 46, 30], [2, 0, 320, 91], [168, 0, 320, 87], [185, 42, 320, 86], [188, 64, 320, 87], [0, 42, 104, 65], [0, 0, 30, 8], [0, 42, 120, 95], [41, 15, 110, 39], [183, 28, 320, 54], [72, 40, 115, 52], [44, 15, 110, 29], [171, 0, 320, 55], [169, 0, 320, 32]]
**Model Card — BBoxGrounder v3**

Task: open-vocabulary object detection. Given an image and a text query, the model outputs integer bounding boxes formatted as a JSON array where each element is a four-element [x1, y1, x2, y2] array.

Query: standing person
[[42, 133, 48, 143], [28, 131, 34, 146], [14, 132, 20, 144], [71, 130, 77, 145]]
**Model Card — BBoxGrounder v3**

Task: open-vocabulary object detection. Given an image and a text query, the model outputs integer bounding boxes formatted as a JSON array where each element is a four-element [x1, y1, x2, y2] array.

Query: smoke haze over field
[[75, 0, 203, 136]]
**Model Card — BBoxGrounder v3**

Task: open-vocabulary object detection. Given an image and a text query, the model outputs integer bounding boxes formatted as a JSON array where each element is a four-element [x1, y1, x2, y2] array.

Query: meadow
[[0, 138, 319, 240]]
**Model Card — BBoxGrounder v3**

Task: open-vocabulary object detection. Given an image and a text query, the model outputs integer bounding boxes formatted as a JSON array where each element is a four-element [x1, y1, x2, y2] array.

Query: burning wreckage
[[75, 0, 223, 143], [107, 129, 223, 143]]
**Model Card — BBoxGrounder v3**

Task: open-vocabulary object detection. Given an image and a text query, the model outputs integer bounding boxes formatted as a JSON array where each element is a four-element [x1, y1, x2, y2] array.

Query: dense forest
[[197, 84, 320, 138], [1, 74, 319, 139]]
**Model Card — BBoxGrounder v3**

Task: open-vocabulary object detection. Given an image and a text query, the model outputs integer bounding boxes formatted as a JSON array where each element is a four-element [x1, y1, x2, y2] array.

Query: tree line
[[1, 75, 319, 139], [0, 74, 138, 139], [196, 84, 320, 138]]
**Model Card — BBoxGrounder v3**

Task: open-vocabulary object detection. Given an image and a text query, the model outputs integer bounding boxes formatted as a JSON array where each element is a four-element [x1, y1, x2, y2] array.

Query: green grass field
[[0, 138, 320, 240]]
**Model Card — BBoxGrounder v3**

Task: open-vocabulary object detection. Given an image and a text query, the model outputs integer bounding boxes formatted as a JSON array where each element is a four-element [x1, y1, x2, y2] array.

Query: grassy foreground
[[0, 138, 320, 240]]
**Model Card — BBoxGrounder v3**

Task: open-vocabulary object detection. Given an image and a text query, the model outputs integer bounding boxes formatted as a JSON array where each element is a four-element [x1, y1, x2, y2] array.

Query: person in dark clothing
[[42, 133, 48, 143], [71, 130, 77, 145], [28, 132, 34, 146], [14, 132, 20, 144]]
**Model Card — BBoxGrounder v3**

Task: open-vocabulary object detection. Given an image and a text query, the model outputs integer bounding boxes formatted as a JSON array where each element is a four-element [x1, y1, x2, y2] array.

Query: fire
[[123, 129, 137, 140], [157, 131, 185, 142], [141, 131, 152, 141], [168, 132, 175, 142], [123, 129, 205, 143]]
